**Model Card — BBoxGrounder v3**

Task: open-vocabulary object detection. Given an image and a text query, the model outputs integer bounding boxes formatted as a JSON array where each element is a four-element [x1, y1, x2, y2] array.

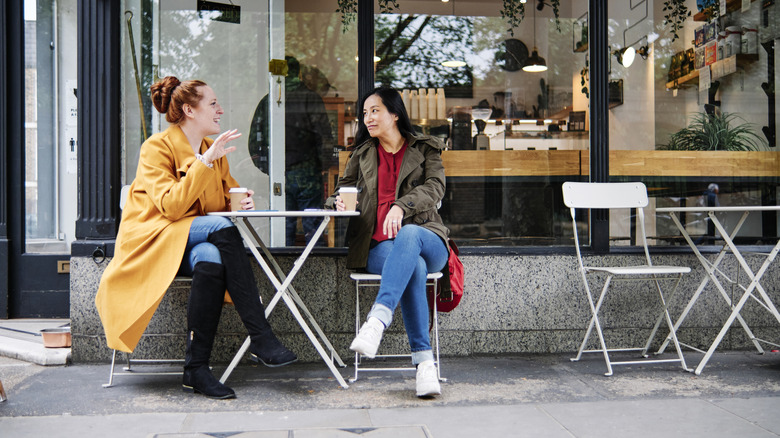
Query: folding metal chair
[[104, 185, 188, 388], [562, 182, 693, 376], [349, 272, 445, 383]]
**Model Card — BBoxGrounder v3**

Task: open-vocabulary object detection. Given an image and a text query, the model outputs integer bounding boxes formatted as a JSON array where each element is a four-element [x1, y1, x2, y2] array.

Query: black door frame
[[0, 0, 73, 318]]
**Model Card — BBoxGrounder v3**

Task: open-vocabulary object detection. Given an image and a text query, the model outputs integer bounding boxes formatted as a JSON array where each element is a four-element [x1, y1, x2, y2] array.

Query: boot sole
[[182, 384, 236, 400], [249, 353, 298, 368]]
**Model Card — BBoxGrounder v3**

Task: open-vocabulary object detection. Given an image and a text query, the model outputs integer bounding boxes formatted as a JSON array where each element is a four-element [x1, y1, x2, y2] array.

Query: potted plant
[[663, 0, 691, 43], [338, 0, 398, 32], [501, 0, 561, 36], [658, 112, 767, 151]]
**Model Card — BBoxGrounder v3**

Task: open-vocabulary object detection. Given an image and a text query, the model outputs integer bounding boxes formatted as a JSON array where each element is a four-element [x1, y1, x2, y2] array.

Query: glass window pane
[[374, 1, 589, 246], [25, 0, 67, 253], [120, 0, 357, 247], [608, 0, 778, 247]]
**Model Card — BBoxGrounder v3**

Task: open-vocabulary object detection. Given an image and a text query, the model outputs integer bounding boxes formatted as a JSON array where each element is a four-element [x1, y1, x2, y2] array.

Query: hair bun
[[150, 76, 181, 114]]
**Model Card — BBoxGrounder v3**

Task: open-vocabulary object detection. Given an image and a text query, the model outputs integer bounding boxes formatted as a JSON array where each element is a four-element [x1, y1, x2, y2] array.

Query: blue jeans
[[178, 216, 234, 276], [365, 225, 448, 364]]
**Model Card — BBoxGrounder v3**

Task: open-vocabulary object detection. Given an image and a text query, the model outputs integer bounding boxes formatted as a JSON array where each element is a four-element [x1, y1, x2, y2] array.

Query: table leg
[[657, 211, 764, 355], [219, 216, 348, 387], [693, 214, 780, 374], [246, 217, 347, 368], [710, 214, 780, 325]]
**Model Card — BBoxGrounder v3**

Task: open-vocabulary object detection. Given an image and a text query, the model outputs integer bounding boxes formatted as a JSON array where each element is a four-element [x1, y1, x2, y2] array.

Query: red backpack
[[427, 239, 464, 312]]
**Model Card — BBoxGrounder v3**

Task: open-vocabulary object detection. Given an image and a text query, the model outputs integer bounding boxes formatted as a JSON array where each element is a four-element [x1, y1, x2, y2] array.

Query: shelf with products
[[693, 0, 759, 21], [665, 53, 758, 89], [503, 130, 588, 139]]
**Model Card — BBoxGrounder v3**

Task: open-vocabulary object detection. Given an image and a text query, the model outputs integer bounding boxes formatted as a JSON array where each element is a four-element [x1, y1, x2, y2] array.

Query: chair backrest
[[562, 181, 653, 268], [119, 185, 130, 210], [562, 182, 648, 209]]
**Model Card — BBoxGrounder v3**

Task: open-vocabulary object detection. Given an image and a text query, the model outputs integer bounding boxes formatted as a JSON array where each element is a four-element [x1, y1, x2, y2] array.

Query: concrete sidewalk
[[2, 341, 780, 437]]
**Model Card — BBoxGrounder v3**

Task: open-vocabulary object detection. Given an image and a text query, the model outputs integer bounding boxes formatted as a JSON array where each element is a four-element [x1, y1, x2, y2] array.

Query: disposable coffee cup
[[339, 187, 358, 211], [229, 187, 249, 212]]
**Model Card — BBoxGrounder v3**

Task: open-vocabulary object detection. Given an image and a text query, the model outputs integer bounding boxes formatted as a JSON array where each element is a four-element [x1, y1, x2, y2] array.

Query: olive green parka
[[325, 133, 449, 270]]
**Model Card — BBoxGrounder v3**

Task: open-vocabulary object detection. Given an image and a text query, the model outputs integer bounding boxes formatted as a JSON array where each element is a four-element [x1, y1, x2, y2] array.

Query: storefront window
[[608, 0, 779, 246], [120, 0, 357, 247], [23, 0, 77, 253], [373, 1, 589, 246]]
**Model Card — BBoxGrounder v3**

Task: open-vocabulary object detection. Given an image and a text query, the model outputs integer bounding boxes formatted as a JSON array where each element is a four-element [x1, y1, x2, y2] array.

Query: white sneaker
[[415, 360, 441, 398], [350, 317, 384, 359]]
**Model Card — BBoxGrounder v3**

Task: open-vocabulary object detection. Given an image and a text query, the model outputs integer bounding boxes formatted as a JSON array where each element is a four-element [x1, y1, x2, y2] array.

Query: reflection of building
[[1, 1, 779, 365]]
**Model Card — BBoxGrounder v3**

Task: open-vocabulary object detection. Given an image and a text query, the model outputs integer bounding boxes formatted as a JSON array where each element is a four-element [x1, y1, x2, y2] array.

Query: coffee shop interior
[[117, 0, 779, 249]]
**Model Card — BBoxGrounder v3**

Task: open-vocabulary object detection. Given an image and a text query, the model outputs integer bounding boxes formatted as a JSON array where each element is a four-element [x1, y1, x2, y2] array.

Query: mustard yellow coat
[[96, 125, 240, 353]]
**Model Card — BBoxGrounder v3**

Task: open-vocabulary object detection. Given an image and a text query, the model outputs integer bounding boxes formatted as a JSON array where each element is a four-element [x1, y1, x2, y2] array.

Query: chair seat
[[349, 270, 445, 383], [350, 272, 443, 281], [584, 265, 691, 276]]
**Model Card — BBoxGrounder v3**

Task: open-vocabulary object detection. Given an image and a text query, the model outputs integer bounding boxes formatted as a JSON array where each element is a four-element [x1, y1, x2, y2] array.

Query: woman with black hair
[[325, 87, 450, 398]]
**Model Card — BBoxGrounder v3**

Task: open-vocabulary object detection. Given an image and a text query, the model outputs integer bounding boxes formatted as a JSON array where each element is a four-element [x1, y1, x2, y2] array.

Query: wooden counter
[[339, 150, 780, 179]]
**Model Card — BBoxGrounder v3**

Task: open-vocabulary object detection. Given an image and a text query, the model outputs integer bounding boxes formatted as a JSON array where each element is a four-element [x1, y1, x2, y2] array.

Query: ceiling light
[[523, 49, 547, 72], [354, 56, 382, 62], [522, 7, 547, 72], [442, 60, 467, 68]]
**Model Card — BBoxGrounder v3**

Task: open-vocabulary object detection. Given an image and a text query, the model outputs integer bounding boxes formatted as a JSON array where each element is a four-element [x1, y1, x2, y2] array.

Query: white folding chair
[[562, 182, 693, 376], [104, 185, 188, 387], [349, 272, 445, 383]]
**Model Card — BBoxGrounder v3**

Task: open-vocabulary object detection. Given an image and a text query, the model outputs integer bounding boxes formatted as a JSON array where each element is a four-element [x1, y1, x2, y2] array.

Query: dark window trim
[[588, 0, 609, 253]]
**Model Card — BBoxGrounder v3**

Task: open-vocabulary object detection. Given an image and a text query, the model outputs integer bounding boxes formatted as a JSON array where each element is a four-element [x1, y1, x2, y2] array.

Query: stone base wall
[[70, 253, 780, 364]]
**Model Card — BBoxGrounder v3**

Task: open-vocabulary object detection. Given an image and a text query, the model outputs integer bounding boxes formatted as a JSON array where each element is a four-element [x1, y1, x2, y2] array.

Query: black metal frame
[[589, 0, 610, 253], [1, 0, 24, 318]]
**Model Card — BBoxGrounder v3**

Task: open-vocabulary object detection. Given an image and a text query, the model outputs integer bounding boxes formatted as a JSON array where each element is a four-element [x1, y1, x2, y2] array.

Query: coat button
[[407, 201, 414, 207]]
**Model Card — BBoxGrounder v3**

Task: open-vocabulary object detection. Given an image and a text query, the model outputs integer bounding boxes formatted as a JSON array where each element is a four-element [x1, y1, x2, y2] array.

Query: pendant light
[[441, 0, 467, 68], [522, 7, 547, 72]]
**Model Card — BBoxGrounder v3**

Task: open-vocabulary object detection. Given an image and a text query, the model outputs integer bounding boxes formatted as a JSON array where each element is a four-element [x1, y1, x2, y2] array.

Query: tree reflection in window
[[375, 14, 476, 98]]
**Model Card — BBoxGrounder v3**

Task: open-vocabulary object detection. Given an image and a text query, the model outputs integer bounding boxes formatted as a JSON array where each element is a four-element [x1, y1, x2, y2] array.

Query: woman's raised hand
[[203, 129, 241, 164]]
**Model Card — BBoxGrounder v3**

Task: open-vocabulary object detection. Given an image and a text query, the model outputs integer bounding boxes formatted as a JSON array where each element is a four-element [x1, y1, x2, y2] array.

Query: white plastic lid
[[339, 187, 358, 193], [229, 187, 248, 193]]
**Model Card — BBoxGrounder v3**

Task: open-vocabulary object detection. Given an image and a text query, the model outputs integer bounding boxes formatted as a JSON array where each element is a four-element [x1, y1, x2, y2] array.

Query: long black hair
[[352, 86, 416, 147]]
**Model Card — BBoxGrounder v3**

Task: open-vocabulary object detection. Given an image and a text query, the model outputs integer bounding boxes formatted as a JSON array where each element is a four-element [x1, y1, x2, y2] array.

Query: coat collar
[[355, 133, 431, 195], [166, 125, 215, 174]]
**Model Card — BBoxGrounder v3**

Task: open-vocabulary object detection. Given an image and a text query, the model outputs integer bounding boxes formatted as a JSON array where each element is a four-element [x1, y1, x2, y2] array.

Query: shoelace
[[362, 321, 383, 339], [418, 363, 436, 379]]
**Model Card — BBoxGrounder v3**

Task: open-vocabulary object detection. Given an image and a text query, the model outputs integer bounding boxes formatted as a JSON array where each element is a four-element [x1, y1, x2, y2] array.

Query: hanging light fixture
[[441, 0, 467, 68], [523, 7, 547, 72]]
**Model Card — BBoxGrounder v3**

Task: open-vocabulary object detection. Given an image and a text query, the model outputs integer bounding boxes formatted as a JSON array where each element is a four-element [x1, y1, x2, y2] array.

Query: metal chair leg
[[1, 378, 8, 402], [103, 349, 118, 388]]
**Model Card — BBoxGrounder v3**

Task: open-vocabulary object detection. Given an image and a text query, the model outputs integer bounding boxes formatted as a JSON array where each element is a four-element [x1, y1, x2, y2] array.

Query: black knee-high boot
[[182, 261, 236, 399], [207, 226, 297, 367]]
